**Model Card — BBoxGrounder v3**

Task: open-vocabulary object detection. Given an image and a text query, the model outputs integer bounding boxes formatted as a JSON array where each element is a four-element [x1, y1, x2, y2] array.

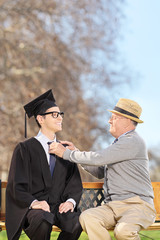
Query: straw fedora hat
[[108, 98, 143, 123]]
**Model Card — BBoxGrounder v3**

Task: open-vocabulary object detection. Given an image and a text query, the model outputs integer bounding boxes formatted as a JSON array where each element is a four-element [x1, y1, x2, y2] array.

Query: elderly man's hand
[[49, 142, 66, 158], [60, 141, 78, 151]]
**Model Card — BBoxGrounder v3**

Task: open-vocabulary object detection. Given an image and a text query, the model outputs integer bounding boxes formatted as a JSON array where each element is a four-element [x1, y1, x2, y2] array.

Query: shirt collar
[[36, 130, 56, 143], [118, 129, 135, 140]]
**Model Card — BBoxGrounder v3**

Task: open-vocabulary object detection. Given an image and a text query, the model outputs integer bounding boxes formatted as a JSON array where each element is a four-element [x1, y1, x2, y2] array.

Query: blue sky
[[118, 0, 160, 149]]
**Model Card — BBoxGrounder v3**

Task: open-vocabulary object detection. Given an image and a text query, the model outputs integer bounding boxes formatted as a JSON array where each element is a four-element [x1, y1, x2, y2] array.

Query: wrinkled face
[[37, 106, 63, 133], [108, 113, 130, 138]]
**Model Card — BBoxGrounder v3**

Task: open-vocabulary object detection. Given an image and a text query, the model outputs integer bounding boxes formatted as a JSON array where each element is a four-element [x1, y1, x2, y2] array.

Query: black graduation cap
[[24, 89, 57, 138]]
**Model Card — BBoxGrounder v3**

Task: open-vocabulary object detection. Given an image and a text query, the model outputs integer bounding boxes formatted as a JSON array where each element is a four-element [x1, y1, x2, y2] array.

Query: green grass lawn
[[0, 230, 160, 240]]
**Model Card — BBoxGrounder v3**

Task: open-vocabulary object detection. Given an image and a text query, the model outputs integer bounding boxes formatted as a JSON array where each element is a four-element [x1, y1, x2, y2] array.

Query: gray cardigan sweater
[[63, 130, 154, 205]]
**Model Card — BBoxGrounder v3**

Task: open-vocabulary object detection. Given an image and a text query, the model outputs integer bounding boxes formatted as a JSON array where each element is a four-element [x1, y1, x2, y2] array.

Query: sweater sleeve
[[63, 133, 144, 166]]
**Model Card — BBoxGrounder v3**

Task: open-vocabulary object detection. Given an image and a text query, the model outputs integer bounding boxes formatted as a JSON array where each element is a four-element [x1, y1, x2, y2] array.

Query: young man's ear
[[36, 115, 44, 126]]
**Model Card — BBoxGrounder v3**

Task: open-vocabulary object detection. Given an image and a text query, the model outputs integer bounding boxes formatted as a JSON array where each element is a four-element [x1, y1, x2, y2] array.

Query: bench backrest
[[79, 182, 105, 211], [0, 181, 160, 221], [151, 182, 160, 221], [0, 181, 7, 221]]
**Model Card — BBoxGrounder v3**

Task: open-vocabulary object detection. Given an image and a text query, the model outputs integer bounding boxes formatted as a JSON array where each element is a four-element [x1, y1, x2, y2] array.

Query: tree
[[0, 0, 129, 180]]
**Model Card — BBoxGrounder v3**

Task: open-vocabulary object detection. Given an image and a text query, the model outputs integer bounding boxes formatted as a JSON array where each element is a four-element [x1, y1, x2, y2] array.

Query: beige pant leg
[[114, 223, 141, 240], [110, 196, 156, 240], [79, 205, 116, 240]]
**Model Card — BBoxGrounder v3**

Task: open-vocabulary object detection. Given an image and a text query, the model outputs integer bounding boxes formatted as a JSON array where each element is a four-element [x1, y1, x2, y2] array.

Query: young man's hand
[[59, 201, 74, 213], [31, 200, 50, 212]]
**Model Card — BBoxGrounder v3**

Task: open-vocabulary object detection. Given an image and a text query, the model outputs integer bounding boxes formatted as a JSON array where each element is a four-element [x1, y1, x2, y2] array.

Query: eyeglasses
[[109, 116, 127, 121], [41, 111, 64, 118]]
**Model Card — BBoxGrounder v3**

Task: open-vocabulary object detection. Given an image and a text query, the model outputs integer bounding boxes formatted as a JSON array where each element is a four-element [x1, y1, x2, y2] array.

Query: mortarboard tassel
[[25, 112, 27, 138]]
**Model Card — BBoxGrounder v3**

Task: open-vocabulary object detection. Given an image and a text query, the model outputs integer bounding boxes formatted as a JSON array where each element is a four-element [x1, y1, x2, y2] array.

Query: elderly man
[[49, 98, 156, 240], [6, 89, 82, 240]]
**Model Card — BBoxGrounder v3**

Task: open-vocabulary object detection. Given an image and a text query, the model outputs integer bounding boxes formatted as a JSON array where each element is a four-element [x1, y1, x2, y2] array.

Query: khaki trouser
[[79, 196, 156, 240]]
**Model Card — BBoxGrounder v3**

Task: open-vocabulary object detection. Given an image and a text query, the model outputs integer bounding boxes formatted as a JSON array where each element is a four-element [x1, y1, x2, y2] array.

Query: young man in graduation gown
[[6, 89, 83, 240]]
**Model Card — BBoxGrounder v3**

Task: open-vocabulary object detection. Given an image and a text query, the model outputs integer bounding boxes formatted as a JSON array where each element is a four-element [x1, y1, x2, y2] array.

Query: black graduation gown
[[5, 137, 83, 240]]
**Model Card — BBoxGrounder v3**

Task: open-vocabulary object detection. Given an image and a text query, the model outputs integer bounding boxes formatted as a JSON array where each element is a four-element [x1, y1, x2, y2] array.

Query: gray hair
[[131, 120, 138, 127]]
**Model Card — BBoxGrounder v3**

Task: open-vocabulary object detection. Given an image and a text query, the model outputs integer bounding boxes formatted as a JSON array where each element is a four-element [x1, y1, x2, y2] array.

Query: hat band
[[114, 106, 139, 119]]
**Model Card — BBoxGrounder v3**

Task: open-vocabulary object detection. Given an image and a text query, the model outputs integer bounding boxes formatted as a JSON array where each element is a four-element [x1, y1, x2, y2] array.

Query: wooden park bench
[[0, 181, 160, 234]]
